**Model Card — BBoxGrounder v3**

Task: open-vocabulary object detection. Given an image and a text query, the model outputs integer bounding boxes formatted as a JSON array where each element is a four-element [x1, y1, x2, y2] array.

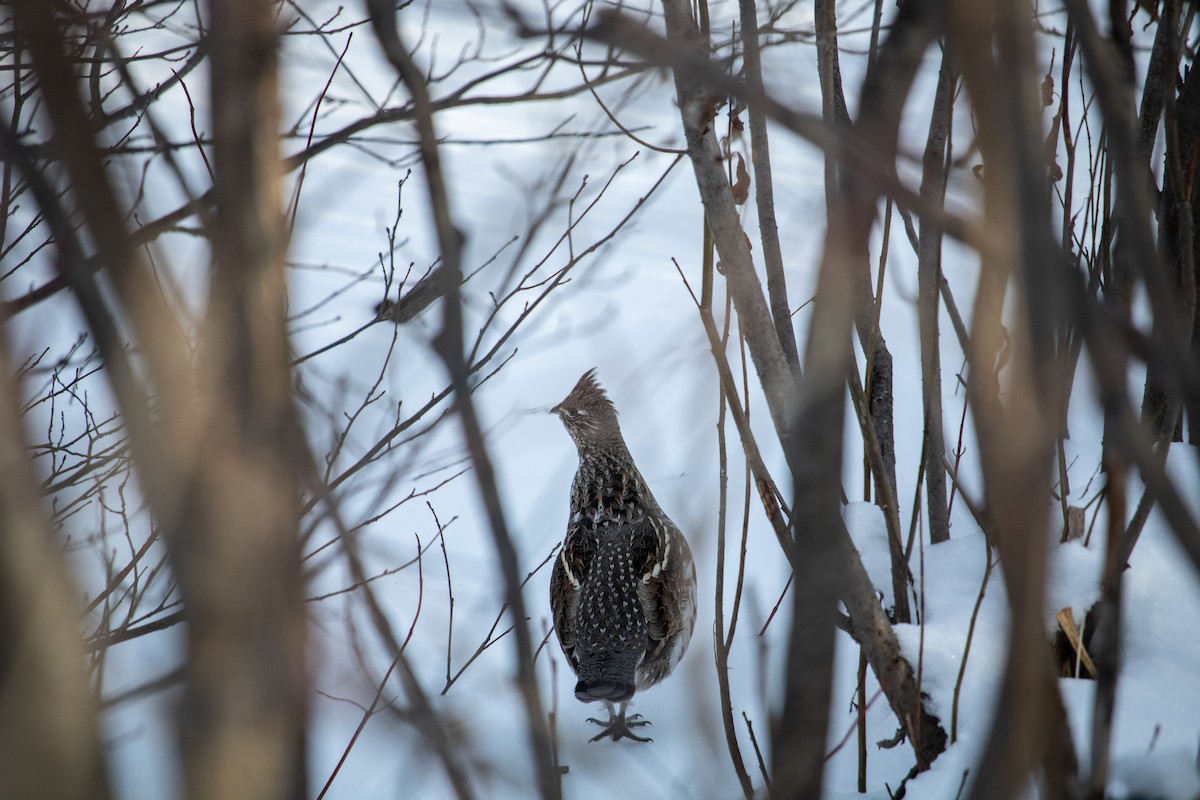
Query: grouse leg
[[586, 701, 653, 743]]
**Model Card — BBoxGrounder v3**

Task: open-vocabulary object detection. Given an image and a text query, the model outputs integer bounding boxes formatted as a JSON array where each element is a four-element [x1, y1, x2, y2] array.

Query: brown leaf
[[1045, 107, 1063, 182], [702, 95, 725, 125], [1133, 0, 1160, 22], [732, 152, 750, 205], [1062, 506, 1086, 543], [1041, 73, 1055, 107]]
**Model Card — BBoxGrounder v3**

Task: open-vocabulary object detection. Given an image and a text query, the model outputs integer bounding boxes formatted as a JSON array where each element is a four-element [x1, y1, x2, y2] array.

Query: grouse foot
[[587, 702, 653, 743]]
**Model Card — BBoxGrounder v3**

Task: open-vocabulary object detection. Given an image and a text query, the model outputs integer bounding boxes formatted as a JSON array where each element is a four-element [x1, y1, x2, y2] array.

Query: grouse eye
[[562, 408, 575, 418]]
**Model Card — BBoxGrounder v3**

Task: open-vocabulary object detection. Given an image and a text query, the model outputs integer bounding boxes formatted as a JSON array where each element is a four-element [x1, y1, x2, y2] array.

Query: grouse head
[[551, 368, 622, 449]]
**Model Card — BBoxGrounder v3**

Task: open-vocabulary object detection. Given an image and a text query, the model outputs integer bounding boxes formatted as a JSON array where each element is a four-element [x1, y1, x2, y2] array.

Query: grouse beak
[[549, 402, 561, 417]]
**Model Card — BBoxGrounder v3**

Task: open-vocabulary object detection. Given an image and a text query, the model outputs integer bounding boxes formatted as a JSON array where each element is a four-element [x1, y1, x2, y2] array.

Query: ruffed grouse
[[549, 369, 697, 742]]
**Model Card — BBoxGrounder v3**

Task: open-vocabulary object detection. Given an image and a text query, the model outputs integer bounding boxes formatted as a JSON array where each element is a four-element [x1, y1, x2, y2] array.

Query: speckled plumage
[[549, 369, 697, 741]]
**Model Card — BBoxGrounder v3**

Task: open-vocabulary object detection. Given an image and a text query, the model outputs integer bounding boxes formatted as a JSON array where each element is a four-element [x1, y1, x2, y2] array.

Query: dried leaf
[[1062, 506, 1085, 543], [1055, 608, 1098, 678], [702, 95, 725, 128], [1042, 73, 1055, 107], [732, 152, 751, 205], [1133, 0, 1159, 22], [1045, 107, 1063, 182], [972, 164, 985, 182]]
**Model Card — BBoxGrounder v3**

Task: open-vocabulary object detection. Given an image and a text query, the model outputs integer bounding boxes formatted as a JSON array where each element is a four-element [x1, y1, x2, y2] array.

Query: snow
[[1109, 749, 1200, 800], [834, 468, 1200, 800]]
